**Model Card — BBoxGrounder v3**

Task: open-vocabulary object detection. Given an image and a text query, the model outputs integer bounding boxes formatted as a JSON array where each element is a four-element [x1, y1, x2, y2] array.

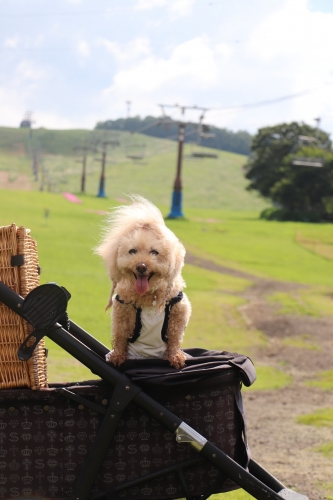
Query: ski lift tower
[[74, 141, 91, 194], [95, 139, 120, 198], [160, 104, 208, 219]]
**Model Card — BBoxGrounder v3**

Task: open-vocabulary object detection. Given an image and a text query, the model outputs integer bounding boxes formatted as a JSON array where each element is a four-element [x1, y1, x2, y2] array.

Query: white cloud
[[169, 0, 195, 18], [94, 36, 227, 126], [15, 60, 47, 84], [0, 81, 97, 130], [135, 0, 166, 9], [98, 37, 151, 62], [249, 0, 333, 63], [244, 0, 333, 130], [215, 43, 233, 59], [35, 111, 82, 129], [4, 37, 19, 48], [77, 40, 90, 57], [135, 0, 195, 19], [0, 86, 27, 127], [3, 0, 333, 134], [0, 59, 51, 127], [104, 37, 219, 95]]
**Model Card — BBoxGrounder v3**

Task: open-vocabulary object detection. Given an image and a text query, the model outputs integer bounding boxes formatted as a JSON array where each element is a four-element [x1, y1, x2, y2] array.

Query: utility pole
[[158, 104, 208, 218], [26, 112, 38, 180], [126, 100, 131, 119], [171, 118, 185, 218], [39, 163, 47, 192], [74, 143, 90, 193], [95, 139, 120, 198], [31, 141, 41, 182]]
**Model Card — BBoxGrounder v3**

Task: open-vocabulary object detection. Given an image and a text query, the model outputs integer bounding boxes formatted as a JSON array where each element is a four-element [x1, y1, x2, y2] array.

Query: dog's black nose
[[136, 263, 147, 275]]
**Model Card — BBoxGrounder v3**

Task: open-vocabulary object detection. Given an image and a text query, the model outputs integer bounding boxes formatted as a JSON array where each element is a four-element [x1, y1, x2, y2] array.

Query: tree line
[[95, 116, 252, 156]]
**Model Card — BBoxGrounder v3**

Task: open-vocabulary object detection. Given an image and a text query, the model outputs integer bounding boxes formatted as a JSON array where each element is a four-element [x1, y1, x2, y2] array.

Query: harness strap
[[161, 291, 183, 342], [114, 295, 142, 344], [115, 292, 184, 344], [129, 307, 143, 344], [114, 295, 132, 305]]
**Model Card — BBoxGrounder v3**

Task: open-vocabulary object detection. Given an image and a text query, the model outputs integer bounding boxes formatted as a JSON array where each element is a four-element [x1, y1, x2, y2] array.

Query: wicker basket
[[0, 224, 48, 389]]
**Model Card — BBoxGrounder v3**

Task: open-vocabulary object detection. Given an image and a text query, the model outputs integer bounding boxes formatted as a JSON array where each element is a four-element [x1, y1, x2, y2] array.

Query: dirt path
[[185, 253, 333, 500], [0, 171, 31, 190]]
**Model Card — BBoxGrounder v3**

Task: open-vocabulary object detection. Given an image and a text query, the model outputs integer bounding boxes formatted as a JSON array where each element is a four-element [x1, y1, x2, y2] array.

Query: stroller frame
[[0, 280, 308, 500]]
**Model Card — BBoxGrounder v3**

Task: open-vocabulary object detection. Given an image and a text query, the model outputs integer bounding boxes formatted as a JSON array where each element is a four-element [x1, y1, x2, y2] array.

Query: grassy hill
[[0, 126, 267, 211]]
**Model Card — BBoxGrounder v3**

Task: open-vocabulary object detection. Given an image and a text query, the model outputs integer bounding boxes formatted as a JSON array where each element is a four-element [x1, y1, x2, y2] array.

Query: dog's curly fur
[[95, 195, 191, 369]]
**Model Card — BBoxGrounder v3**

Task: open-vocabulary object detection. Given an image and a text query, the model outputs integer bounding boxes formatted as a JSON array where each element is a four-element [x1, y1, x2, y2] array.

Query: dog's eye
[[129, 249, 137, 254], [150, 250, 159, 256]]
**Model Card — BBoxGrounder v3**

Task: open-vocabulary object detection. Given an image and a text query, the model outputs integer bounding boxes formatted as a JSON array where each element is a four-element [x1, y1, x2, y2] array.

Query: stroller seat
[[0, 349, 255, 500]]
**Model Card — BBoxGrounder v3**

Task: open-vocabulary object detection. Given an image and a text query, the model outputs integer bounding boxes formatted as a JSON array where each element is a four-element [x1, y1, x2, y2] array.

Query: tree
[[244, 122, 333, 221], [95, 116, 252, 156]]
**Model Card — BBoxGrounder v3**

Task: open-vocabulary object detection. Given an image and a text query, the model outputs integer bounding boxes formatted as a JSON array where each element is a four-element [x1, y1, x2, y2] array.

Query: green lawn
[[1, 189, 333, 384], [306, 371, 333, 390], [210, 489, 254, 500], [168, 214, 333, 285], [243, 366, 292, 391], [314, 441, 333, 458], [268, 288, 333, 318], [297, 408, 333, 427]]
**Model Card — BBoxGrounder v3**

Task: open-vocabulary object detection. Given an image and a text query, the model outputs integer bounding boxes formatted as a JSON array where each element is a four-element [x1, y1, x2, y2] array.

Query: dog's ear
[[170, 239, 186, 279], [105, 282, 116, 311], [95, 239, 122, 284]]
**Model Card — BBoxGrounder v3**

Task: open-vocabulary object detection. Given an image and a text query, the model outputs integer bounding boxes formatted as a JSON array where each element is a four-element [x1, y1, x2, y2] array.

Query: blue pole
[[97, 178, 106, 198], [97, 150, 107, 198], [168, 190, 184, 218], [167, 122, 185, 219]]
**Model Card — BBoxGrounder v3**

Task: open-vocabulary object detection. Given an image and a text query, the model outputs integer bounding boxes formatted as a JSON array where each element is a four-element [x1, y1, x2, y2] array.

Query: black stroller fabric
[[0, 350, 255, 499], [119, 348, 256, 388]]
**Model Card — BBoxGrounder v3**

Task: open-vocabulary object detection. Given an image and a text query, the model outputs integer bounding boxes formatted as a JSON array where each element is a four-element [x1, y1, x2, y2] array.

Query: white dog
[[95, 196, 191, 368]]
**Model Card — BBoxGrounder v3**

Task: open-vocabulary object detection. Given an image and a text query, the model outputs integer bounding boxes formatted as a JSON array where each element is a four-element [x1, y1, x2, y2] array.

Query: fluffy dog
[[95, 196, 191, 369]]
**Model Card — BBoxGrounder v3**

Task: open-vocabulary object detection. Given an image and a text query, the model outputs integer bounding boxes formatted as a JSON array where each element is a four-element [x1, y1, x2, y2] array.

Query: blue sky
[[1, 0, 333, 135]]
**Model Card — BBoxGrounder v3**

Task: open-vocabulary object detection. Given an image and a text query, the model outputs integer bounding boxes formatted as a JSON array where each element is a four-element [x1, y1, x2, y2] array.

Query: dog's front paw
[[106, 350, 127, 366], [168, 351, 186, 369]]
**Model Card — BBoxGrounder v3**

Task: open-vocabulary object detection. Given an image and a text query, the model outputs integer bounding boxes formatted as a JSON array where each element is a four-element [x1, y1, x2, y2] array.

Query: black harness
[[115, 292, 183, 344]]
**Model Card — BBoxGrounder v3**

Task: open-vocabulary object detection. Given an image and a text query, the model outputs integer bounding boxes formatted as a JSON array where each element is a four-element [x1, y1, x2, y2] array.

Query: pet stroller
[[0, 279, 309, 500]]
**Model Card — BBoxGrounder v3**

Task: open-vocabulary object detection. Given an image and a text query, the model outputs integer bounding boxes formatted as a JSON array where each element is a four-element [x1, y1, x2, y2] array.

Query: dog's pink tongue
[[135, 275, 149, 295]]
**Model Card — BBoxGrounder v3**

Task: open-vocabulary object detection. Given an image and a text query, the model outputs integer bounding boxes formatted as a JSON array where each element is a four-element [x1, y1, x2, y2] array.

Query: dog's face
[[116, 225, 184, 295]]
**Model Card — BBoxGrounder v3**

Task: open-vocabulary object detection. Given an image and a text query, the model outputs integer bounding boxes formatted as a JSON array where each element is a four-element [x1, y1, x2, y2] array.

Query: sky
[[1, 0, 333, 135]]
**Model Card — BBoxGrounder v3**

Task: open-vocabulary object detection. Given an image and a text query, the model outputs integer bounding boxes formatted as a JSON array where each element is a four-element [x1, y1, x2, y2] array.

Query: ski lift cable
[[206, 81, 333, 115], [148, 128, 198, 156], [132, 128, 198, 161], [132, 118, 161, 134]]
